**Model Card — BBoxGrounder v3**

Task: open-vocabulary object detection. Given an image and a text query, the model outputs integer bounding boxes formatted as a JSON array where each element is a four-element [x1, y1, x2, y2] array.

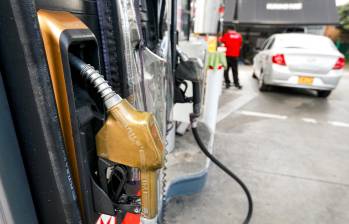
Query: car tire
[[317, 90, 331, 98], [259, 82, 270, 92], [258, 72, 270, 92]]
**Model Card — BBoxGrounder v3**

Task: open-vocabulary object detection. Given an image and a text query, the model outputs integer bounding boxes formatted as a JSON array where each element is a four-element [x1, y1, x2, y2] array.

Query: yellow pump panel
[[37, 9, 88, 215]]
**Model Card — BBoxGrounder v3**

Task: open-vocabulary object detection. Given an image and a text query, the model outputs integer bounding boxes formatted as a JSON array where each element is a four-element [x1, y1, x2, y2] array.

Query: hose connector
[[190, 113, 199, 128], [69, 53, 122, 109]]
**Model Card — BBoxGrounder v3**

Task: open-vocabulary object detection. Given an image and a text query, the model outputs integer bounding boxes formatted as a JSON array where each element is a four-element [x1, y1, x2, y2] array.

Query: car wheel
[[258, 72, 270, 92], [317, 90, 331, 98]]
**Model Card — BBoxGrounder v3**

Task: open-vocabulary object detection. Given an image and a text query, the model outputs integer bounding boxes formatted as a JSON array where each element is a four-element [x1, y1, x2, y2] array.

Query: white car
[[253, 33, 345, 97]]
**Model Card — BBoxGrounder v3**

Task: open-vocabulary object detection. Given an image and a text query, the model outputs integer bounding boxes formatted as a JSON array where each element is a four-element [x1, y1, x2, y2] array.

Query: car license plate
[[298, 76, 313, 85]]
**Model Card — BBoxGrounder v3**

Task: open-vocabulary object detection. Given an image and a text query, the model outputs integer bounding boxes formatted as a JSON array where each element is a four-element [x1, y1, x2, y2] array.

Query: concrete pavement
[[166, 65, 349, 224]]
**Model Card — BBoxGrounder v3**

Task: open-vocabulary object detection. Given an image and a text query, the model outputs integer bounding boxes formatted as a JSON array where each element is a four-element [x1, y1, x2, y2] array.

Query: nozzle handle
[[140, 170, 158, 219], [192, 82, 202, 116]]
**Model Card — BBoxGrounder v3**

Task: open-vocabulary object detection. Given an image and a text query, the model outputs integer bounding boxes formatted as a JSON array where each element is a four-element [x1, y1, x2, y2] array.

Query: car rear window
[[274, 35, 337, 51]]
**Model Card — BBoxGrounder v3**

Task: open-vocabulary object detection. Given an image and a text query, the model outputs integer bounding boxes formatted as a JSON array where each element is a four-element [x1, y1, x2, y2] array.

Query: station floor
[[166, 65, 349, 224]]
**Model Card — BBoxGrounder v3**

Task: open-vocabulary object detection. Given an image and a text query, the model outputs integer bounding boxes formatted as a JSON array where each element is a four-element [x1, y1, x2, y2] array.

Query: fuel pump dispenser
[[2, 1, 251, 223], [38, 10, 164, 224], [173, 47, 254, 224]]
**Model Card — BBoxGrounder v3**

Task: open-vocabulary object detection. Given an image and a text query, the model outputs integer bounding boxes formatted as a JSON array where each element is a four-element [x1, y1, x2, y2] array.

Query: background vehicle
[[253, 33, 345, 97]]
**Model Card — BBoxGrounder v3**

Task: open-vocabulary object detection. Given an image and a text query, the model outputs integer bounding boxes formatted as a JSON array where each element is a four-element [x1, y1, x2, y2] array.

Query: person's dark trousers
[[224, 56, 240, 87]]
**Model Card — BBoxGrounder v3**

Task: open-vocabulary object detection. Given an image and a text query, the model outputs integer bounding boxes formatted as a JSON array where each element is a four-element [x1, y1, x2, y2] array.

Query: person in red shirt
[[220, 27, 243, 89]]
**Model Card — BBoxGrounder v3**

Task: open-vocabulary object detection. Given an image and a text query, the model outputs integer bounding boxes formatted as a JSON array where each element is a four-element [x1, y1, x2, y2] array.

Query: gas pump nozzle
[[175, 47, 204, 117], [69, 54, 164, 220]]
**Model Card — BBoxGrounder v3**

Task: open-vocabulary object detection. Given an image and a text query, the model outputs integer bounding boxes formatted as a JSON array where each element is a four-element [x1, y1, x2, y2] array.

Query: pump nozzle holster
[[96, 99, 164, 219]]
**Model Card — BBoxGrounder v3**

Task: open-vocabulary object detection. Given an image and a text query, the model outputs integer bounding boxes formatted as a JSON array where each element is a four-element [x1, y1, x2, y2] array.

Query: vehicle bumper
[[265, 65, 343, 91]]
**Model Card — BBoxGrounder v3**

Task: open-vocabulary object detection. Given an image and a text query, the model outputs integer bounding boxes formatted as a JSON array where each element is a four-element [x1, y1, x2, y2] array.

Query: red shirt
[[220, 30, 243, 57]]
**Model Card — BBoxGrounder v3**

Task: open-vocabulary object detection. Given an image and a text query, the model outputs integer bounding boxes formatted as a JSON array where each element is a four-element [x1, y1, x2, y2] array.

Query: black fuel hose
[[191, 125, 253, 224]]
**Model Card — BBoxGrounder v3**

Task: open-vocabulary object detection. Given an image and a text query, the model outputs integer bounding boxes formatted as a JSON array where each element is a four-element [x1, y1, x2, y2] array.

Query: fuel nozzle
[[69, 54, 164, 220], [175, 47, 204, 117]]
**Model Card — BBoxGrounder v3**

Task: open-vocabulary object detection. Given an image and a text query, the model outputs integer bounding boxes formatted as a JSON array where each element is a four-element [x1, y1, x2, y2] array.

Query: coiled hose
[[191, 119, 253, 224]]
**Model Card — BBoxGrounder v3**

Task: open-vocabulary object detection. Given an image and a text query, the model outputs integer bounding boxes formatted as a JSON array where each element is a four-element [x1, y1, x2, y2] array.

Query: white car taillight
[[272, 54, 286, 66], [333, 57, 345, 70]]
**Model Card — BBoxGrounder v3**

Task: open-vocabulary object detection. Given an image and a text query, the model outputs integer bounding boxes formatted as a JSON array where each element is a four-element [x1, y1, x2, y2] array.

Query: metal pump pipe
[[69, 54, 122, 109]]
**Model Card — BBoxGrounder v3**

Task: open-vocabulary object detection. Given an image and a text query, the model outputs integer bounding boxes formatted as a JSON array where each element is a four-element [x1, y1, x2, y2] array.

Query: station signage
[[224, 0, 338, 25], [266, 3, 303, 10]]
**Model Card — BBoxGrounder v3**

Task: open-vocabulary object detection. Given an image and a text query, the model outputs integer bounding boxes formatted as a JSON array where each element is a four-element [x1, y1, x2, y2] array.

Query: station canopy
[[224, 0, 339, 26]]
